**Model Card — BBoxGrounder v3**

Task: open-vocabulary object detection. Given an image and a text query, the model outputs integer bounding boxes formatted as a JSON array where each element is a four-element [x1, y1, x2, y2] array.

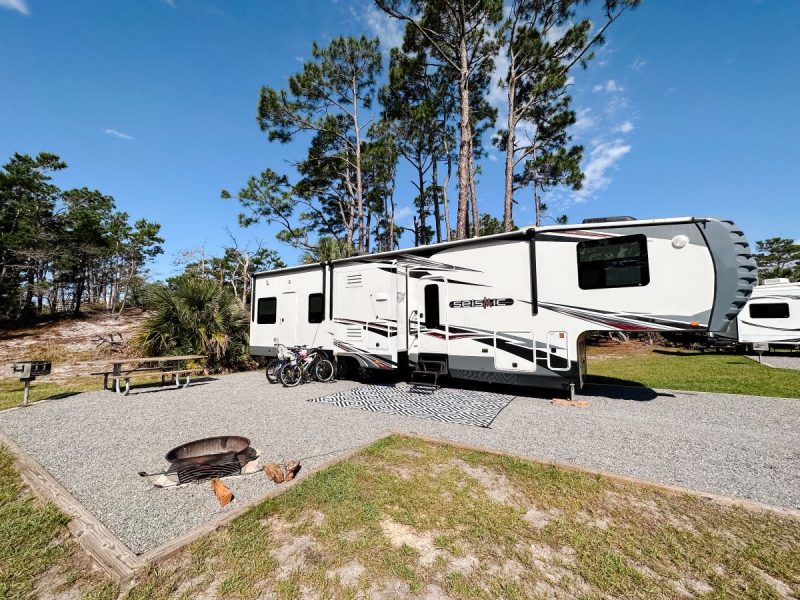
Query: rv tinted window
[[577, 234, 649, 290], [257, 297, 277, 324], [424, 284, 440, 329], [749, 303, 789, 319], [308, 293, 324, 323]]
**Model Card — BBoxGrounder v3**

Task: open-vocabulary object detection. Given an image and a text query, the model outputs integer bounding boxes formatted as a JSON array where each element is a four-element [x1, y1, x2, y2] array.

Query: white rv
[[736, 278, 800, 350], [250, 217, 756, 396]]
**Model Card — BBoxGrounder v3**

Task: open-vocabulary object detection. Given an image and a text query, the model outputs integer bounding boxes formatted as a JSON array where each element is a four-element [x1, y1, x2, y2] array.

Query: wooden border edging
[[0, 429, 146, 581], [140, 436, 386, 565], [394, 431, 800, 522]]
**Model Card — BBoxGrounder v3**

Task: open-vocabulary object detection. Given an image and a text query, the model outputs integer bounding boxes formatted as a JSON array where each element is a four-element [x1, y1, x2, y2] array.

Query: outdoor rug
[[309, 384, 516, 428]]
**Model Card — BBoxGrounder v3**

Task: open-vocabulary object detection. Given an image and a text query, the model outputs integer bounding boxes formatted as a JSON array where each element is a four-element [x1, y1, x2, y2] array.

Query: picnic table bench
[[92, 355, 206, 395]]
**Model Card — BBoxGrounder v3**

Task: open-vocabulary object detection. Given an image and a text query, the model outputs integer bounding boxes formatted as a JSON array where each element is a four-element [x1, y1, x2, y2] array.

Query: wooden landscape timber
[[0, 428, 146, 581]]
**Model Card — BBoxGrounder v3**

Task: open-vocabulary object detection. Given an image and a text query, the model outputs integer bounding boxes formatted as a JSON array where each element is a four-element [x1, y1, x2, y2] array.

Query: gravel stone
[[0, 373, 798, 553], [746, 354, 800, 370]]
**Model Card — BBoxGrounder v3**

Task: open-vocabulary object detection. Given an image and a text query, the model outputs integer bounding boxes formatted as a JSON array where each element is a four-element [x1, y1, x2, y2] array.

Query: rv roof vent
[[345, 273, 363, 288], [581, 216, 636, 224], [761, 278, 791, 285]]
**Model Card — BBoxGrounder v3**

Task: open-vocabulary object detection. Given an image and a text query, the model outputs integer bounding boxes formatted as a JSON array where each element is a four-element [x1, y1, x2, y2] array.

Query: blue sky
[[2, 0, 798, 278]]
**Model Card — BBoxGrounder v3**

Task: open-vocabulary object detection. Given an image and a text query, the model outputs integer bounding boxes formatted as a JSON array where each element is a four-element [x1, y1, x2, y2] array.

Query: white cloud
[[162, 0, 175, 6], [359, 4, 404, 51], [573, 107, 594, 130], [631, 59, 647, 72], [593, 79, 623, 93], [614, 120, 634, 133], [487, 152, 498, 162], [487, 50, 509, 114], [102, 128, 134, 140], [395, 205, 414, 223], [0, 0, 29, 15], [576, 139, 631, 200]]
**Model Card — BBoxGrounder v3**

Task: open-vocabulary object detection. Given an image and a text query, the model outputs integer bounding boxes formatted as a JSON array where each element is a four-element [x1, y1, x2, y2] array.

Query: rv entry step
[[409, 360, 447, 394]]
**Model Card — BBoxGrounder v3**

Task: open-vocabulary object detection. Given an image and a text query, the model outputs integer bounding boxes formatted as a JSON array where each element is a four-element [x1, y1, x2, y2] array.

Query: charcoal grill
[[163, 436, 256, 484], [5, 360, 52, 406]]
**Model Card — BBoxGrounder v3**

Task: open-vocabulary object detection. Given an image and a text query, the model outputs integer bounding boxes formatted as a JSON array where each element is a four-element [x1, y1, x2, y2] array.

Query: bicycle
[[279, 346, 335, 387], [265, 339, 296, 384]]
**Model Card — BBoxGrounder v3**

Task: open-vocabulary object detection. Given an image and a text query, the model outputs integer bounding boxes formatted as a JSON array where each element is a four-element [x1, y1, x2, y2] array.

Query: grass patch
[[123, 435, 800, 599], [0, 377, 101, 411], [0, 445, 113, 599], [588, 344, 800, 398]]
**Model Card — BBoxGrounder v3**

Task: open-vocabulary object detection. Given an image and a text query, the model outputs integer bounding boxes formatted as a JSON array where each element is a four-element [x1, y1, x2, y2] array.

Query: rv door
[[278, 291, 298, 345], [409, 274, 448, 362]]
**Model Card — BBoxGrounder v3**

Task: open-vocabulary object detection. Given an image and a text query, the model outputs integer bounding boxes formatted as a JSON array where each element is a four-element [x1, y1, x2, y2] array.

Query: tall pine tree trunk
[[468, 137, 479, 237], [456, 38, 472, 240], [352, 77, 365, 254], [431, 152, 442, 243], [416, 150, 426, 245], [503, 76, 517, 232]]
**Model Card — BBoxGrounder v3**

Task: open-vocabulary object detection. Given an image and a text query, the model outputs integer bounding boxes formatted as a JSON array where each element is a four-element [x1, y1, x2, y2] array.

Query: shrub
[[134, 278, 249, 370]]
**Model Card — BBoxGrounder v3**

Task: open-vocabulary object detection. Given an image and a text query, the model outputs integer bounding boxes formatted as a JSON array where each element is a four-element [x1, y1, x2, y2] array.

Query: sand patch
[[270, 534, 316, 579], [381, 520, 442, 566], [327, 561, 365, 587], [450, 459, 525, 506]]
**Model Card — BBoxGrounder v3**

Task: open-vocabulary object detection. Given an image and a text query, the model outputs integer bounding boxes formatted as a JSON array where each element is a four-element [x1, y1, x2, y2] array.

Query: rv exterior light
[[671, 235, 689, 249]]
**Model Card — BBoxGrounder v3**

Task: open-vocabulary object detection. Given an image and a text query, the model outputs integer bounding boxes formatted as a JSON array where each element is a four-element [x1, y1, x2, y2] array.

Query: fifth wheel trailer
[[249, 217, 756, 396]]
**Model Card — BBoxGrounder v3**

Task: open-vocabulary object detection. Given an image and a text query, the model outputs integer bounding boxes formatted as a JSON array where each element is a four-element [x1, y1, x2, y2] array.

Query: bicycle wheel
[[280, 363, 302, 387], [314, 359, 335, 382], [266, 359, 282, 384]]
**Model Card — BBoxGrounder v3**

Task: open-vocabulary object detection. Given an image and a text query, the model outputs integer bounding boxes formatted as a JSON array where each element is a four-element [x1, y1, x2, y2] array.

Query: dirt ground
[[0, 309, 147, 381]]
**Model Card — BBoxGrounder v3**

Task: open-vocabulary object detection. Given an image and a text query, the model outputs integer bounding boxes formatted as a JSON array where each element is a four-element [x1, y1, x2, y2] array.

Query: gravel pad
[[310, 383, 515, 427], [0, 373, 798, 554], [746, 354, 800, 370]]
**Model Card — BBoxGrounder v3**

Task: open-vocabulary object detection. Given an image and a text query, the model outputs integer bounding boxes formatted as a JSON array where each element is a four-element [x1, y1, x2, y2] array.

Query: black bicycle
[[279, 346, 335, 387]]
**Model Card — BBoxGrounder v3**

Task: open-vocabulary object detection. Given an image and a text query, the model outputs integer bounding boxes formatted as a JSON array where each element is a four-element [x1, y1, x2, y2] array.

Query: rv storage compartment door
[[547, 331, 570, 371], [494, 331, 535, 372]]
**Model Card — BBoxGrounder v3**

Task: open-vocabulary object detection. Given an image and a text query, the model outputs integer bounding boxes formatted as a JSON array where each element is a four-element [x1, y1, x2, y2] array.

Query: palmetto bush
[[134, 278, 249, 370]]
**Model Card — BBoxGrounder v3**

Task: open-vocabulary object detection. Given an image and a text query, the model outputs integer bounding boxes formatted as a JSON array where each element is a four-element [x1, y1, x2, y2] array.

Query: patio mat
[[309, 384, 515, 428]]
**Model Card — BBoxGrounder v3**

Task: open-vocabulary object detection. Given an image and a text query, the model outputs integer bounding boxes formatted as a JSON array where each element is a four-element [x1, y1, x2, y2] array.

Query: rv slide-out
[[250, 217, 756, 394]]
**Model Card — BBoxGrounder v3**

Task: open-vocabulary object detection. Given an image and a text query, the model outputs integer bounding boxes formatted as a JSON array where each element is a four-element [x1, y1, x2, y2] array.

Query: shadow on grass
[[583, 376, 676, 401], [45, 391, 83, 401], [652, 349, 707, 357]]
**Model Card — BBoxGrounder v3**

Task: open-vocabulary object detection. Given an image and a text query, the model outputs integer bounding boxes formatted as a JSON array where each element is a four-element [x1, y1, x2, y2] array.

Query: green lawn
[[588, 345, 800, 398], [2, 435, 799, 598], [0, 377, 101, 412]]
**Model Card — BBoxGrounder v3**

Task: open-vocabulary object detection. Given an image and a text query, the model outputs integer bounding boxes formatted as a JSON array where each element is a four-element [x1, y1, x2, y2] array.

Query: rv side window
[[577, 235, 649, 290], [749, 303, 789, 319], [308, 293, 324, 323], [257, 297, 277, 324], [424, 284, 440, 329]]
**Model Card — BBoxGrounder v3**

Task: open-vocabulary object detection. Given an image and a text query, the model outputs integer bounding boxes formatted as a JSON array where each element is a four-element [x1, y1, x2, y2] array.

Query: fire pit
[[163, 436, 256, 484]]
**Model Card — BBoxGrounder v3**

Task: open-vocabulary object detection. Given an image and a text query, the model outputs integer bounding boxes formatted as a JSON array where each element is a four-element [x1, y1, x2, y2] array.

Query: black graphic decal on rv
[[333, 340, 396, 369], [449, 298, 514, 309], [537, 302, 706, 331]]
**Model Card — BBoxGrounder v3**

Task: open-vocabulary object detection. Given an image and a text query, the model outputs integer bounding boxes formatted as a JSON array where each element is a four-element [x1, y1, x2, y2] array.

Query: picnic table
[[94, 355, 206, 395]]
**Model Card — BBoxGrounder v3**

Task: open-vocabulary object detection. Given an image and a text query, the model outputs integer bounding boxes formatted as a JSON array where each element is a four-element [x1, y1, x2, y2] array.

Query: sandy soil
[[0, 309, 148, 381]]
